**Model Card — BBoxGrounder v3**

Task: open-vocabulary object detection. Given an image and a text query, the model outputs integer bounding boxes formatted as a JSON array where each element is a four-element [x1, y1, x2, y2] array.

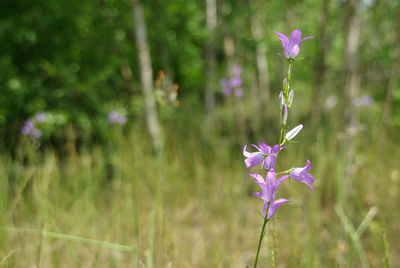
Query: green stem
[[254, 202, 271, 268]]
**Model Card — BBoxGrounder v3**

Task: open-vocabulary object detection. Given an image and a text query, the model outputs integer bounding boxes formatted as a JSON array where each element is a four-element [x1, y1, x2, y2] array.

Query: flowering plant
[[243, 29, 314, 268]]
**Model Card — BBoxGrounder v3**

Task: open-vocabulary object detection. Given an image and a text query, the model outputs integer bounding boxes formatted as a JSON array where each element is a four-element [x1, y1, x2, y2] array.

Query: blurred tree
[[132, 0, 161, 152]]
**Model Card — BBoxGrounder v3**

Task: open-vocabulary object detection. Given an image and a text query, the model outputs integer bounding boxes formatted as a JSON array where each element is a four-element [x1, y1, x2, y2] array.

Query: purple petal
[[299, 36, 315, 45], [258, 142, 271, 154], [252, 192, 263, 198], [267, 199, 290, 219], [250, 173, 265, 184], [245, 153, 264, 169], [274, 31, 290, 58], [229, 77, 242, 88], [265, 169, 276, 184], [289, 29, 302, 49], [289, 44, 300, 58]]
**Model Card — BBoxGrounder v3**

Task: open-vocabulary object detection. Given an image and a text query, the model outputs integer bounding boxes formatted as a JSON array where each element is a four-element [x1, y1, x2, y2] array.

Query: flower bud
[[282, 78, 287, 93], [281, 104, 288, 125], [288, 89, 294, 107], [279, 91, 284, 107], [285, 124, 303, 141]]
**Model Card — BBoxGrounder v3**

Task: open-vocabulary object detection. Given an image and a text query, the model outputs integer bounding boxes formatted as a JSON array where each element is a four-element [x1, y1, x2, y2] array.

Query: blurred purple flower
[[31, 128, 43, 138], [21, 119, 34, 135], [290, 159, 314, 191], [232, 65, 242, 76], [108, 111, 119, 123], [234, 88, 243, 98], [274, 29, 314, 59], [35, 112, 46, 122], [229, 76, 242, 88], [223, 86, 232, 96], [117, 114, 127, 124], [108, 110, 127, 125], [353, 96, 373, 107], [220, 78, 229, 88]]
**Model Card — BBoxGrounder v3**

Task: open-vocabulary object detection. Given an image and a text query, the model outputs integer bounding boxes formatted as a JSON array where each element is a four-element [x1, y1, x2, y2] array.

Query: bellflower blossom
[[274, 29, 314, 59], [243, 143, 280, 172], [290, 159, 314, 191], [251, 170, 290, 219]]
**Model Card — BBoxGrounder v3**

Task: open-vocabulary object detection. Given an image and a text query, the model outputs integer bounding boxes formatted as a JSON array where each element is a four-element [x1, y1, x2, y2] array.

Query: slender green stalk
[[2, 227, 137, 252], [254, 202, 270, 268]]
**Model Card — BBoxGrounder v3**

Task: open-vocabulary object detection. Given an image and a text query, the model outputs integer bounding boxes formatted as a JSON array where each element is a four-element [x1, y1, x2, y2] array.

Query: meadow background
[[1, 0, 399, 267]]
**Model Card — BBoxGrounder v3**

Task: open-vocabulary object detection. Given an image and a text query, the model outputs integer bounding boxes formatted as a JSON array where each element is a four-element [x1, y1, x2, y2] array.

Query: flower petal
[[274, 31, 290, 58], [245, 153, 264, 168], [289, 44, 300, 58], [289, 29, 302, 49], [267, 199, 290, 219], [250, 173, 265, 184], [299, 36, 315, 45], [258, 142, 271, 154]]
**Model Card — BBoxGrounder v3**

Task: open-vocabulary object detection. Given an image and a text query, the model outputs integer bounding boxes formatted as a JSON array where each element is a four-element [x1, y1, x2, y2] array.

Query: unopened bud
[[282, 78, 287, 93], [281, 104, 288, 125], [279, 91, 284, 107], [288, 89, 294, 107], [285, 124, 303, 141]]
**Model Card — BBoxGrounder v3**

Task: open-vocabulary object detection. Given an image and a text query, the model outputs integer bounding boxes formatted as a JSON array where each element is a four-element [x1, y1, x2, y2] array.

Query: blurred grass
[[0, 110, 399, 267]]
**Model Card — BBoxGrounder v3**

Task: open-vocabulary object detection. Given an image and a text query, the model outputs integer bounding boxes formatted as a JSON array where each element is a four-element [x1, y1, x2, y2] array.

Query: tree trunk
[[343, 0, 360, 128], [132, 0, 161, 151], [341, 0, 361, 208], [205, 0, 217, 118], [310, 0, 330, 127], [250, 0, 270, 106], [383, 3, 400, 131]]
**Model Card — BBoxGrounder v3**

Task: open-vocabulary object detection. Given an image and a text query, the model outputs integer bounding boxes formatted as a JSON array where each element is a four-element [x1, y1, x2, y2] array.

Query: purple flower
[[220, 78, 229, 88], [31, 128, 43, 138], [21, 119, 34, 135], [108, 111, 119, 123], [223, 86, 232, 96], [234, 88, 243, 98], [232, 65, 242, 76], [251, 169, 290, 219], [108, 110, 127, 125], [274, 29, 314, 59], [35, 112, 46, 122], [264, 199, 290, 219], [251, 170, 289, 203], [243, 143, 280, 172], [117, 114, 127, 124], [229, 76, 242, 88], [353, 96, 373, 107], [290, 159, 314, 191]]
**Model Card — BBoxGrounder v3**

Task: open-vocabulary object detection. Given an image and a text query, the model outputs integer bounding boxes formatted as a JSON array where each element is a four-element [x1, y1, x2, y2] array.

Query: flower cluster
[[21, 111, 47, 138], [243, 129, 314, 218], [108, 110, 127, 125], [243, 29, 315, 220], [220, 64, 244, 98]]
